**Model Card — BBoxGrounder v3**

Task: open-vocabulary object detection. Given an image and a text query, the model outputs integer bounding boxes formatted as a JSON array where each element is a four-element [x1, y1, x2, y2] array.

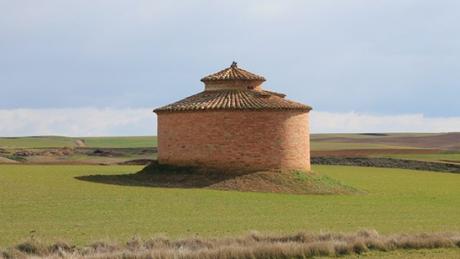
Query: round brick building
[[154, 62, 312, 171]]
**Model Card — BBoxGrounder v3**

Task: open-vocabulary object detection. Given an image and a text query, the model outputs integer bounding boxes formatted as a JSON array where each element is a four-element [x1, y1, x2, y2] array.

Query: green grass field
[[0, 136, 76, 148], [311, 133, 441, 139], [1, 164, 460, 248], [0, 136, 157, 148], [310, 142, 410, 150], [380, 152, 460, 163], [339, 249, 460, 258], [81, 136, 157, 148]]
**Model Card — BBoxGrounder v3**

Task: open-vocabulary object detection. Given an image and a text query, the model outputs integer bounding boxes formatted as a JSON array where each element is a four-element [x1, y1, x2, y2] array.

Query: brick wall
[[157, 110, 310, 171]]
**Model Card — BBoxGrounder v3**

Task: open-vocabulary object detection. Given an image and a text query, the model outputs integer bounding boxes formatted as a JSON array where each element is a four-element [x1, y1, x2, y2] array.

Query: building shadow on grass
[[75, 162, 253, 189], [75, 170, 250, 189], [75, 161, 360, 195]]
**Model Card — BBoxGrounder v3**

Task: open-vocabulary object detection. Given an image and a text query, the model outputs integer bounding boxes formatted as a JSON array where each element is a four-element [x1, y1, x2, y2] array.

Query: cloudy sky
[[1, 0, 460, 136]]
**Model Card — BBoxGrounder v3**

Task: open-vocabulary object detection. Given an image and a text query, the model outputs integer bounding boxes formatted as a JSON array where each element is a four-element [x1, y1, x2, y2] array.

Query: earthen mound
[[77, 161, 358, 195]]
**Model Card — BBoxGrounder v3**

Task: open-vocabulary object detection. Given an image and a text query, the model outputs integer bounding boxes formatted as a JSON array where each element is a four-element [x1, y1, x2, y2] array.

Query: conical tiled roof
[[154, 90, 312, 113], [201, 62, 266, 82], [154, 63, 312, 113]]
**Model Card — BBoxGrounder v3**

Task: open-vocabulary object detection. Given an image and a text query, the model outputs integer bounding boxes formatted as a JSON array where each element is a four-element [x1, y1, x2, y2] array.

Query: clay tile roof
[[200, 62, 266, 82], [154, 90, 312, 113]]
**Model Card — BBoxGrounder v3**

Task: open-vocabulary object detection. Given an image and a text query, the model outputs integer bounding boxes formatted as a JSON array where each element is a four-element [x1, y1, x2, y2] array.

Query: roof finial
[[231, 61, 237, 68]]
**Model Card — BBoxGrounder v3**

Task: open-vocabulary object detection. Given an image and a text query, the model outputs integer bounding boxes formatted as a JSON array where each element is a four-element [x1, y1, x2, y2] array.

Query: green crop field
[[310, 142, 410, 150], [0, 136, 76, 148], [311, 133, 441, 140], [379, 152, 460, 163], [81, 136, 157, 148], [339, 249, 460, 258], [0, 136, 157, 148], [1, 164, 460, 249]]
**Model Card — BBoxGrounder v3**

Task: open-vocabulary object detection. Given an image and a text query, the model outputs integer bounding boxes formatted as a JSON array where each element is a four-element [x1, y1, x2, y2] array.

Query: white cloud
[[0, 108, 155, 137], [0, 108, 459, 137], [311, 111, 460, 133]]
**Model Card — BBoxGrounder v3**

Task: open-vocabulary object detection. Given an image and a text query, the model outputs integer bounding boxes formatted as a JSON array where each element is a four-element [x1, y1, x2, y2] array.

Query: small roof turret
[[200, 62, 266, 82]]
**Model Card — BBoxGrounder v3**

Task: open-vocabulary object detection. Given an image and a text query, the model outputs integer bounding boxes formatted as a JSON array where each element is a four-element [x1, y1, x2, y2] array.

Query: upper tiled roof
[[201, 62, 266, 82], [154, 90, 312, 113]]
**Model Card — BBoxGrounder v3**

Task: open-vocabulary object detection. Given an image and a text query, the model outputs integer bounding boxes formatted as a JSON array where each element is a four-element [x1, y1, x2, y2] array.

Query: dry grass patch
[[2, 230, 460, 259]]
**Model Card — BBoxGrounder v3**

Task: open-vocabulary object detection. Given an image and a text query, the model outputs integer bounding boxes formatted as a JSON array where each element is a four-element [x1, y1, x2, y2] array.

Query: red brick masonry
[[157, 110, 310, 171]]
